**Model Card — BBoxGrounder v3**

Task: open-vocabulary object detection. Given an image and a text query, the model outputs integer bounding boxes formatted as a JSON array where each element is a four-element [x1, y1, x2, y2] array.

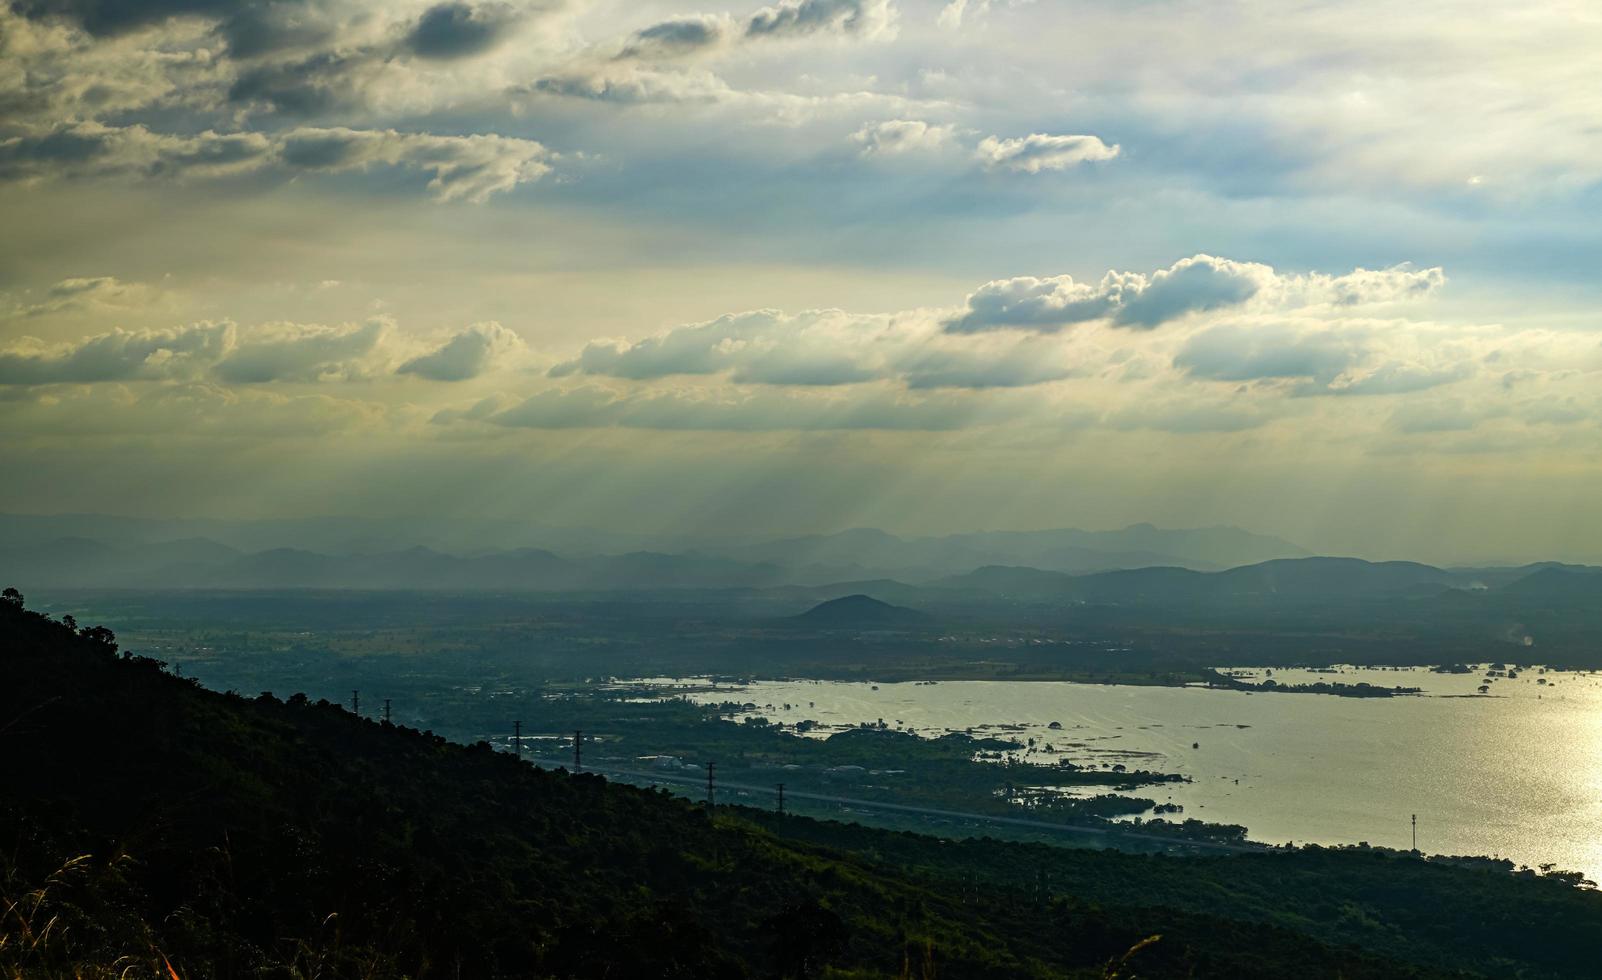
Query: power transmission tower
[[573, 729, 582, 772], [350, 690, 360, 716], [1412, 813, 1417, 852], [383, 699, 391, 724], [513, 720, 522, 760], [776, 782, 785, 816], [706, 761, 716, 810]]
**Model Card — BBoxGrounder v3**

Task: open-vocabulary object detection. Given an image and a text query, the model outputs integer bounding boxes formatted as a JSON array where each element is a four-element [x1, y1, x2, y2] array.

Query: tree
[[765, 900, 847, 979]]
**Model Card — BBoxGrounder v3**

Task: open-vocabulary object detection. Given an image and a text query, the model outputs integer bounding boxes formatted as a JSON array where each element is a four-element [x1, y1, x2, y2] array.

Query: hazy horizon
[[3, 507, 1597, 568]]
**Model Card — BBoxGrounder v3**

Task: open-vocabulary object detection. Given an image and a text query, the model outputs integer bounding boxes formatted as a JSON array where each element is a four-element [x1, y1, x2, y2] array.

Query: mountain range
[[2, 514, 1597, 604]]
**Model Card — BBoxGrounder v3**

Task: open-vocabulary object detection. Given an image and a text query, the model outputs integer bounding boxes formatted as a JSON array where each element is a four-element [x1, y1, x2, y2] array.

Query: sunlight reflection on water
[[656, 666, 1602, 878]]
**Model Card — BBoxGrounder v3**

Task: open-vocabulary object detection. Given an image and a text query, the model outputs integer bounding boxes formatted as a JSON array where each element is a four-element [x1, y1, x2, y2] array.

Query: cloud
[[550, 309, 885, 383], [0, 123, 552, 201], [8, 381, 389, 439], [9, 0, 250, 37], [524, 66, 735, 105], [277, 127, 551, 202], [744, 0, 895, 40], [606, 0, 894, 65], [0, 321, 235, 384], [5, 275, 163, 318], [213, 317, 392, 383], [1175, 323, 1356, 386], [851, 119, 953, 156], [0, 123, 275, 181], [397, 321, 523, 381], [0, 314, 528, 386], [976, 133, 1119, 173], [617, 14, 736, 60], [547, 305, 1092, 392], [489, 383, 1024, 432], [898, 340, 1076, 389], [404, 1, 519, 60], [944, 272, 1137, 334], [945, 256, 1445, 333], [1112, 255, 1269, 329]]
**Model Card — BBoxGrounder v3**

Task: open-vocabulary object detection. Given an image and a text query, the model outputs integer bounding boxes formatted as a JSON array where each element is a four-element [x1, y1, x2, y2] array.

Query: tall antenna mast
[[573, 729, 582, 772], [350, 690, 360, 716], [383, 698, 391, 724], [513, 720, 522, 760]]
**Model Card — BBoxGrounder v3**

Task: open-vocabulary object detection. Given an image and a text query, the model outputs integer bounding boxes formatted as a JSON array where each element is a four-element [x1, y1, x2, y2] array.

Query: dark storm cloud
[[8, 0, 248, 36], [227, 48, 368, 116], [405, 1, 518, 60]]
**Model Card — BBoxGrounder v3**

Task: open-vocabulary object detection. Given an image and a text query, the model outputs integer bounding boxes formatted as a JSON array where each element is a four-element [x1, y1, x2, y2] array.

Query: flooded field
[[651, 666, 1602, 878]]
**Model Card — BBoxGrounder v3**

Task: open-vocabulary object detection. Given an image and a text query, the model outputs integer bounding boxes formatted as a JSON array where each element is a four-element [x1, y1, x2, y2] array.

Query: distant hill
[[941, 557, 1464, 604], [1494, 566, 1602, 601], [794, 594, 932, 627], [710, 523, 1307, 577]]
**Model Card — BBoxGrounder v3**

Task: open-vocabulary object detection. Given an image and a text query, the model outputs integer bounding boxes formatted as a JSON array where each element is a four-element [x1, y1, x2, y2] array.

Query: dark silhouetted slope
[[794, 593, 932, 627], [4, 592, 1602, 978]]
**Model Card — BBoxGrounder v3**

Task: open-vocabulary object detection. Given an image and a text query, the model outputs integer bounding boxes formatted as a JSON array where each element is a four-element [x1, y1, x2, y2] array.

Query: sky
[[3, 0, 1602, 563]]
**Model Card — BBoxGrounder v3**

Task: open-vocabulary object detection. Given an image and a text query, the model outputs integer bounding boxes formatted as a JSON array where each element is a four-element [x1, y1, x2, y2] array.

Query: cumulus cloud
[[0, 315, 532, 386], [976, 133, 1119, 173], [1113, 255, 1268, 328], [936, 0, 1019, 30], [944, 272, 1139, 333], [851, 119, 953, 156], [547, 307, 1080, 391], [212, 317, 392, 383], [0, 321, 234, 384], [0, 122, 551, 201], [397, 321, 524, 381], [549, 309, 875, 382], [945, 256, 1446, 333]]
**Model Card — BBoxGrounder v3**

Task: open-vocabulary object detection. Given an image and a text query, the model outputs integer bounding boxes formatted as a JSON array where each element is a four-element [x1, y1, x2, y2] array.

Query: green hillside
[[3, 589, 1599, 979]]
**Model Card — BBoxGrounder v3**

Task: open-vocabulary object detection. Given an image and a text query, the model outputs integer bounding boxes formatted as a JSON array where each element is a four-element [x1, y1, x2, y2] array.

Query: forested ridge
[[3, 590, 1599, 979]]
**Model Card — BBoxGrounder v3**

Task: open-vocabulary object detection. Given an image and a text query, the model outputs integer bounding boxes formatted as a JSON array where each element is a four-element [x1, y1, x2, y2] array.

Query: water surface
[[660, 666, 1602, 878]]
